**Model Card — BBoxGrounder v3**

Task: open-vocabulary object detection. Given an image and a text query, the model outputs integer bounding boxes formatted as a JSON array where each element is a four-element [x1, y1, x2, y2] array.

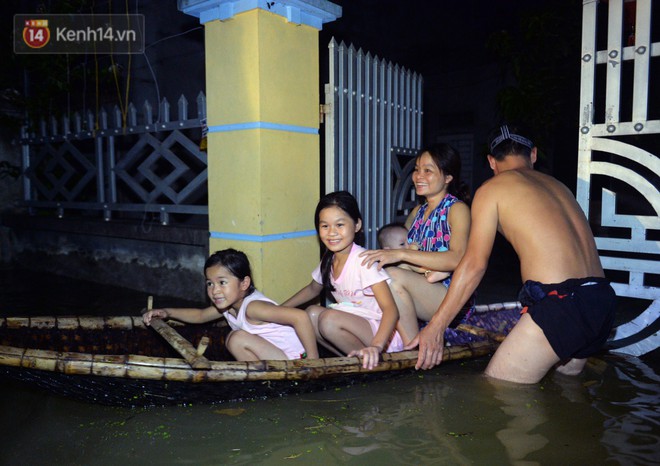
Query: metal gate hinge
[[319, 104, 330, 123]]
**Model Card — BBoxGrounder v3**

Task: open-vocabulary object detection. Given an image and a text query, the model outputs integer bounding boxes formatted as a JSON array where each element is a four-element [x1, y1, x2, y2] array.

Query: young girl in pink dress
[[143, 249, 319, 361], [283, 191, 403, 370]]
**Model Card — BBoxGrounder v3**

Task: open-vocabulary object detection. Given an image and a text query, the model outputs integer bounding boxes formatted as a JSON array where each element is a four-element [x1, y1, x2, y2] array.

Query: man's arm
[[408, 183, 500, 369]]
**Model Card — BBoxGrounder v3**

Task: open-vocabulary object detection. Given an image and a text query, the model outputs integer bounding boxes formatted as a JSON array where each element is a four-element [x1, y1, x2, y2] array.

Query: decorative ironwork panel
[[23, 139, 97, 203], [20, 93, 208, 225], [579, 0, 659, 355]]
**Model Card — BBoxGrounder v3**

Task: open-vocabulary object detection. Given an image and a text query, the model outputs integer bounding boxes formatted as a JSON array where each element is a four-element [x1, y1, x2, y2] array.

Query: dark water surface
[[0, 268, 658, 465]]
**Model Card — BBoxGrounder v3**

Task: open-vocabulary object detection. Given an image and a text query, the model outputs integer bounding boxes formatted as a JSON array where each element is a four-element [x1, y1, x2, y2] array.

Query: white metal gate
[[324, 39, 423, 247], [579, 0, 659, 355]]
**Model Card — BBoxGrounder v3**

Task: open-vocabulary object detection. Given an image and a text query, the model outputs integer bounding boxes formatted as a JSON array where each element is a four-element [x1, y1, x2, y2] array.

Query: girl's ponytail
[[319, 250, 335, 293]]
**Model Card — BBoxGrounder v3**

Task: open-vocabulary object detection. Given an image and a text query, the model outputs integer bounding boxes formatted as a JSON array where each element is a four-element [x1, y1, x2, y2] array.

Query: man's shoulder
[[473, 170, 531, 208], [479, 168, 555, 191], [475, 172, 512, 194]]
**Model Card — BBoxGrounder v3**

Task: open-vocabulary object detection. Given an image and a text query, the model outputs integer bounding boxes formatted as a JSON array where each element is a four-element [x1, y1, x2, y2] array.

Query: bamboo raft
[[0, 303, 521, 407]]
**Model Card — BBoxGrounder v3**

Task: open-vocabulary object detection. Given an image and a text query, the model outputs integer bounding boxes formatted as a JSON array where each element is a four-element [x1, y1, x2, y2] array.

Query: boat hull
[[0, 306, 521, 406]]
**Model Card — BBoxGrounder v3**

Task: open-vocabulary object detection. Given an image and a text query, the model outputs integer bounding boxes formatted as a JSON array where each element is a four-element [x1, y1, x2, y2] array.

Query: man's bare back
[[481, 167, 604, 284], [406, 126, 616, 384]]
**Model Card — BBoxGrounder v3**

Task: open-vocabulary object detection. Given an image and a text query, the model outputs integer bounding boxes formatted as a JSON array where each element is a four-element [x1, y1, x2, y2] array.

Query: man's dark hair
[[488, 124, 534, 160]]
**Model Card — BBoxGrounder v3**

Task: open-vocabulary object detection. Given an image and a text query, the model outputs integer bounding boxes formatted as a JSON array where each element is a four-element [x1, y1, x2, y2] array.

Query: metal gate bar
[[325, 39, 423, 247]]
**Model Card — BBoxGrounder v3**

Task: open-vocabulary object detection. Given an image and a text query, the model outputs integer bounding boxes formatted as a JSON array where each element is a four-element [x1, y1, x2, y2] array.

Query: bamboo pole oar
[[144, 296, 211, 370], [196, 336, 210, 356]]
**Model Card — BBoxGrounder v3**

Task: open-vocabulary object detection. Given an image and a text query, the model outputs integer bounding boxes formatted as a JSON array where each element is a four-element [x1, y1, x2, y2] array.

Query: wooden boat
[[0, 303, 521, 407]]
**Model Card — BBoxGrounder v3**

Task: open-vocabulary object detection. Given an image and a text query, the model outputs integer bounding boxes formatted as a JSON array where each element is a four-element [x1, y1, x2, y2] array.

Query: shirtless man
[[407, 125, 616, 383]]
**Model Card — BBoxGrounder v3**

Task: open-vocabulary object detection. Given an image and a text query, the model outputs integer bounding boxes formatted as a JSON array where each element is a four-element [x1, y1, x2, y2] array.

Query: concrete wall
[[1, 214, 209, 302]]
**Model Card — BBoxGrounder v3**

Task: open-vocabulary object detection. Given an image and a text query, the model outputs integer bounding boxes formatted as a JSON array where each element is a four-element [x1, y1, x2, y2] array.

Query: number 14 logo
[[23, 19, 50, 49]]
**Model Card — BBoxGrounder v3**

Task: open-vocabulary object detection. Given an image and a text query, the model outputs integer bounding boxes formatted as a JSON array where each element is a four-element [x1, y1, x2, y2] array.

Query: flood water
[[0, 267, 658, 465]]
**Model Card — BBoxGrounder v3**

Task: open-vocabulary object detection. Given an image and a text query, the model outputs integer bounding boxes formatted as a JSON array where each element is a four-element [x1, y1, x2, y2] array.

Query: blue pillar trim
[[208, 121, 318, 135], [178, 0, 342, 28], [210, 229, 317, 242]]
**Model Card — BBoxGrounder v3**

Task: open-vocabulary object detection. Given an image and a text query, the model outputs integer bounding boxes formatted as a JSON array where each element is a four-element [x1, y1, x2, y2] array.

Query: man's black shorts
[[518, 277, 616, 360]]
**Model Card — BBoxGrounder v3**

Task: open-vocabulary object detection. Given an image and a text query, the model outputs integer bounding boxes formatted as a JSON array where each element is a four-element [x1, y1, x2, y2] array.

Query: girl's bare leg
[[306, 305, 343, 356], [318, 309, 375, 355], [226, 330, 288, 361]]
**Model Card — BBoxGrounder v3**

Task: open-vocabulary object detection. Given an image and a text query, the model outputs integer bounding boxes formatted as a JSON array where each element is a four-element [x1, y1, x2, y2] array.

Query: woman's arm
[[142, 306, 221, 326], [281, 280, 323, 308], [404, 205, 421, 230], [361, 202, 471, 272], [245, 301, 320, 359]]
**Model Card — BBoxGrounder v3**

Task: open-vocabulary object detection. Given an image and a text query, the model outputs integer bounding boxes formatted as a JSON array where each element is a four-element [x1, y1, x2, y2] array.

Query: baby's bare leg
[[425, 270, 450, 283]]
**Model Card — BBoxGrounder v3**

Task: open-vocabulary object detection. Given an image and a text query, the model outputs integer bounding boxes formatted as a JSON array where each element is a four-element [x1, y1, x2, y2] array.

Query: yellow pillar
[[179, 0, 341, 302]]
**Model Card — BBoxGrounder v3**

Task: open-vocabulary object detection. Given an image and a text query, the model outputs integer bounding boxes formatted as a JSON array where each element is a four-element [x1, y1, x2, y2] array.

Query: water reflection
[[592, 355, 660, 465], [0, 357, 658, 465], [489, 379, 549, 466]]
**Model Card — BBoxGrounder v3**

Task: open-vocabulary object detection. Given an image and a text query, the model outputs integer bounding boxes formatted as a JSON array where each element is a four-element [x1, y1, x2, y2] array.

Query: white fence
[[324, 39, 423, 247], [20, 93, 208, 225]]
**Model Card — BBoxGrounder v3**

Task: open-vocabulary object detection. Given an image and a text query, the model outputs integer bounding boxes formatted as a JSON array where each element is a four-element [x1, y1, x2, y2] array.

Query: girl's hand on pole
[[348, 345, 381, 370], [143, 308, 168, 326]]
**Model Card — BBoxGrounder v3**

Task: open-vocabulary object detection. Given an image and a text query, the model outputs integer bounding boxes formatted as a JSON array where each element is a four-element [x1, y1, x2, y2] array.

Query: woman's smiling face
[[413, 152, 452, 199]]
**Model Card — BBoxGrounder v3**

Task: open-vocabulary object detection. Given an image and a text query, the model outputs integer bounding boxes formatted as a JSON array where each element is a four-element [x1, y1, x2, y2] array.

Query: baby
[[377, 223, 449, 283]]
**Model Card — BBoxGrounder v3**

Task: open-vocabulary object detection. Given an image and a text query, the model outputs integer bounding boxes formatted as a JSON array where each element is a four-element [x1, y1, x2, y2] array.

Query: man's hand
[[405, 320, 445, 370]]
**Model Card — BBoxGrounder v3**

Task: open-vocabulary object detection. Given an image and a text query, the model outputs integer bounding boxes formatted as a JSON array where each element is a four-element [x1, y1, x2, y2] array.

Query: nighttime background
[[0, 0, 658, 361], [0, 0, 589, 191]]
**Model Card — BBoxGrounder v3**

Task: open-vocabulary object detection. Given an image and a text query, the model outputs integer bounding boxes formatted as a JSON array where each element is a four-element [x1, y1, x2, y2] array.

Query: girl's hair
[[204, 248, 256, 295], [418, 142, 471, 204], [314, 190, 364, 292]]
